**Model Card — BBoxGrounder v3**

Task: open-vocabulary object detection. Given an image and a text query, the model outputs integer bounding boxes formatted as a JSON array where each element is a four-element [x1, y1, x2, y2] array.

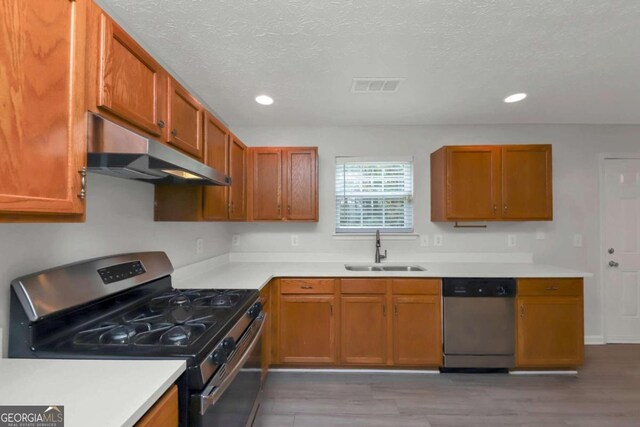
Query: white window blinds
[[335, 157, 414, 233]]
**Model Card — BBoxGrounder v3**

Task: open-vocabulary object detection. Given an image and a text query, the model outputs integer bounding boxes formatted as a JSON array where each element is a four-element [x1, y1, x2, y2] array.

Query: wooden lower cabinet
[[515, 278, 584, 368], [340, 296, 388, 365], [516, 295, 584, 368], [278, 295, 336, 364], [393, 295, 442, 366], [134, 384, 178, 427], [260, 283, 271, 382]]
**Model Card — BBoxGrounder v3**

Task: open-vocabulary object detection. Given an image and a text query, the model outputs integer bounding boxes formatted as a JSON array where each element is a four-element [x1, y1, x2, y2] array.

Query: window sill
[[332, 233, 419, 241]]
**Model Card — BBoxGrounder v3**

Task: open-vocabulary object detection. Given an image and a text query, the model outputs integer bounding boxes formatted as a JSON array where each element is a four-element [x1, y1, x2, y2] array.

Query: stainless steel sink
[[344, 265, 426, 272], [345, 265, 383, 271], [380, 265, 426, 272]]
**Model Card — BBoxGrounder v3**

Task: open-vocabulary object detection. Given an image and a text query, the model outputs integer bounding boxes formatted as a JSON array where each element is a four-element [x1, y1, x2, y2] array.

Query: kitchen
[[1, 0, 640, 426]]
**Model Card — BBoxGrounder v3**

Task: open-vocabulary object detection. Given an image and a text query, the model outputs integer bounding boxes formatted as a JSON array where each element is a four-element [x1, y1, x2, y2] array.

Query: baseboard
[[585, 335, 606, 345], [269, 368, 440, 374], [603, 337, 640, 344], [510, 370, 577, 375]]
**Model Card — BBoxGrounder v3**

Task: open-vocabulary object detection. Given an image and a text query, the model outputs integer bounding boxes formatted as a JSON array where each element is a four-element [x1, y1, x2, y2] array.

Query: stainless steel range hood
[[87, 113, 231, 186]]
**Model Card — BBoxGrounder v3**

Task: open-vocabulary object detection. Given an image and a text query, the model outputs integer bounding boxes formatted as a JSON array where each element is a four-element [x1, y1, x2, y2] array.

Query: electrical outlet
[[433, 234, 443, 247], [231, 235, 240, 247], [507, 234, 517, 247], [535, 230, 546, 240], [420, 235, 429, 247], [291, 235, 299, 246], [573, 233, 583, 247], [196, 238, 204, 255]]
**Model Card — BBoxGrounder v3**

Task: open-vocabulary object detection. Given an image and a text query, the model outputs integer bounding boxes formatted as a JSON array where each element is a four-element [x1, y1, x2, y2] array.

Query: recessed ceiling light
[[255, 95, 274, 106], [504, 93, 527, 103]]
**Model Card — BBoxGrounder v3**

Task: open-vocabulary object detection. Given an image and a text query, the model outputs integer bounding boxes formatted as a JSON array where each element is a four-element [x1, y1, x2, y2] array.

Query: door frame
[[598, 153, 640, 343]]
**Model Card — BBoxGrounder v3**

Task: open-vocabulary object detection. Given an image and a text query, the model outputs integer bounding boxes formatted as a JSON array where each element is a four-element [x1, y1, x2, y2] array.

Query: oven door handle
[[199, 312, 265, 415]]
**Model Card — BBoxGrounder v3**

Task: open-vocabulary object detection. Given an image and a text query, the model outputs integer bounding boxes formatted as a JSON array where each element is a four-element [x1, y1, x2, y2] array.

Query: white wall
[[0, 174, 232, 355], [231, 124, 640, 340]]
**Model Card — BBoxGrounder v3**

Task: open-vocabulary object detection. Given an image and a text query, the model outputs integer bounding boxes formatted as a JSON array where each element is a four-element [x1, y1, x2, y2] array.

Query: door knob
[[608, 248, 615, 254], [609, 261, 619, 267]]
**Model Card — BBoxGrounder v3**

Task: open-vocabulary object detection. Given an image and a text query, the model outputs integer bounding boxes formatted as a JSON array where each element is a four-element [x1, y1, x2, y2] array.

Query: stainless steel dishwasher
[[442, 278, 516, 369]]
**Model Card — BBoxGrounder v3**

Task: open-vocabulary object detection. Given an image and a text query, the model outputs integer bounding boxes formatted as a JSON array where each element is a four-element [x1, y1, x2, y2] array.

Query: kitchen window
[[335, 157, 414, 233]]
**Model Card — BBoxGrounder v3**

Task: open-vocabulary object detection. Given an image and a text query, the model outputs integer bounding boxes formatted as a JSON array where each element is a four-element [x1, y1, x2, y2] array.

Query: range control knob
[[496, 286, 506, 296], [248, 302, 263, 319], [221, 337, 236, 352], [211, 349, 227, 365]]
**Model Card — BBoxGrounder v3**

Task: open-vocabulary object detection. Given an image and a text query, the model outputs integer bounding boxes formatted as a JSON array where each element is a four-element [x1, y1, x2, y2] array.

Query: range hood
[[87, 113, 231, 186]]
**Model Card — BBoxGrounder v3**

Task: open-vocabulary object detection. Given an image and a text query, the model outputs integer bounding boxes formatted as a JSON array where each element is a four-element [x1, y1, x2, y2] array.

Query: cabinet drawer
[[518, 278, 583, 297], [341, 279, 387, 294], [392, 279, 441, 295], [280, 279, 335, 294]]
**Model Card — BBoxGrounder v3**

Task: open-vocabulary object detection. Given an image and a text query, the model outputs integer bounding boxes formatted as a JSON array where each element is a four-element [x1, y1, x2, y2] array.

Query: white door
[[604, 158, 640, 342]]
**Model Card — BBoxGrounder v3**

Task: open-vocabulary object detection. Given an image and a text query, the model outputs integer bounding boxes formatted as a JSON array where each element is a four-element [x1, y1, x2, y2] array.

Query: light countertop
[[0, 359, 185, 427], [173, 259, 592, 290]]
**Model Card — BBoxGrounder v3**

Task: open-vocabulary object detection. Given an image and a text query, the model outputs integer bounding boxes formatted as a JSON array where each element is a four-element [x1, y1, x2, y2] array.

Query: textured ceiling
[[97, 0, 640, 126]]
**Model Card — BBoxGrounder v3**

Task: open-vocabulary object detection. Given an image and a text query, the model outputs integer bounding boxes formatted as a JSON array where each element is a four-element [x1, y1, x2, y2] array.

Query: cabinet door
[[260, 285, 271, 383], [341, 296, 388, 365], [96, 12, 165, 137], [279, 295, 336, 364], [251, 148, 283, 220], [203, 113, 229, 220], [284, 148, 318, 220], [393, 296, 442, 366], [502, 145, 552, 220], [446, 146, 501, 220], [134, 384, 178, 427], [516, 296, 584, 368], [0, 0, 87, 216], [228, 136, 247, 220], [167, 78, 203, 159]]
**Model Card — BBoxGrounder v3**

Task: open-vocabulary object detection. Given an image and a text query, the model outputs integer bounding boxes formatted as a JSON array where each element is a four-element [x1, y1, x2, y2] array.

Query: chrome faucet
[[375, 229, 387, 263]]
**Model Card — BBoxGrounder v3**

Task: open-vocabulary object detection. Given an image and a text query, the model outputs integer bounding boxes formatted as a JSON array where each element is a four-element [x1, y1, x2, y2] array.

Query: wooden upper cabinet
[[251, 148, 283, 220], [249, 147, 318, 221], [0, 0, 87, 218], [202, 113, 230, 221], [431, 145, 552, 222], [501, 145, 552, 220], [393, 295, 442, 366], [166, 78, 204, 160], [93, 10, 166, 138], [341, 296, 388, 365], [284, 148, 318, 221], [228, 136, 247, 220]]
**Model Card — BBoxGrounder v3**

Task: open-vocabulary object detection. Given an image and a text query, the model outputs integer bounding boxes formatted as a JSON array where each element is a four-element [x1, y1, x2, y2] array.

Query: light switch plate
[[291, 235, 299, 246], [535, 230, 546, 240], [196, 238, 204, 255], [232, 235, 240, 247], [433, 235, 443, 247], [420, 235, 429, 247], [573, 234, 583, 247], [507, 234, 517, 247]]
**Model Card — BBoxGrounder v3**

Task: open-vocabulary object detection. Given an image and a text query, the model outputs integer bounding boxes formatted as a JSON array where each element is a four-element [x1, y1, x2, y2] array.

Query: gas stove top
[[72, 289, 253, 348]]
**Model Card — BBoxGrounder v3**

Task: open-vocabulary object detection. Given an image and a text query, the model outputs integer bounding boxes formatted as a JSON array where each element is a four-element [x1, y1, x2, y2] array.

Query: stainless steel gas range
[[8, 252, 264, 427]]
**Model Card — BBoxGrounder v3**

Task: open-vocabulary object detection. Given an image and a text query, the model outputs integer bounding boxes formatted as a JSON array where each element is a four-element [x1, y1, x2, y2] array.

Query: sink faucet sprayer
[[375, 230, 387, 264]]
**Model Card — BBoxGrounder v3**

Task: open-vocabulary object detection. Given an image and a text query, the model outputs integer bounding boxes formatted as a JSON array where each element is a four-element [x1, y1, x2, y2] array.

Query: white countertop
[[0, 359, 185, 427], [173, 258, 592, 290]]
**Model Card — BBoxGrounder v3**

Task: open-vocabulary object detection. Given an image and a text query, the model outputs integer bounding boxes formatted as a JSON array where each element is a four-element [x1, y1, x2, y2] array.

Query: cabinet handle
[[520, 305, 525, 319], [230, 202, 235, 213], [330, 304, 333, 315], [288, 204, 291, 214], [78, 167, 87, 200], [493, 204, 497, 214], [394, 304, 398, 317], [157, 120, 165, 129], [545, 286, 559, 291], [382, 304, 386, 317], [504, 204, 508, 214], [171, 128, 178, 137], [277, 204, 281, 214], [301, 286, 313, 290]]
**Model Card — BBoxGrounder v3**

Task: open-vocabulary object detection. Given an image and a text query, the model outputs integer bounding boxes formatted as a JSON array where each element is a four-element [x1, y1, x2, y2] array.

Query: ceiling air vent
[[351, 78, 403, 93]]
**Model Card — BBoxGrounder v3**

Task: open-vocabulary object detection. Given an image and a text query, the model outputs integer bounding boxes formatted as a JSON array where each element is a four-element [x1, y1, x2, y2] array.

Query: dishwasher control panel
[[442, 278, 516, 297]]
